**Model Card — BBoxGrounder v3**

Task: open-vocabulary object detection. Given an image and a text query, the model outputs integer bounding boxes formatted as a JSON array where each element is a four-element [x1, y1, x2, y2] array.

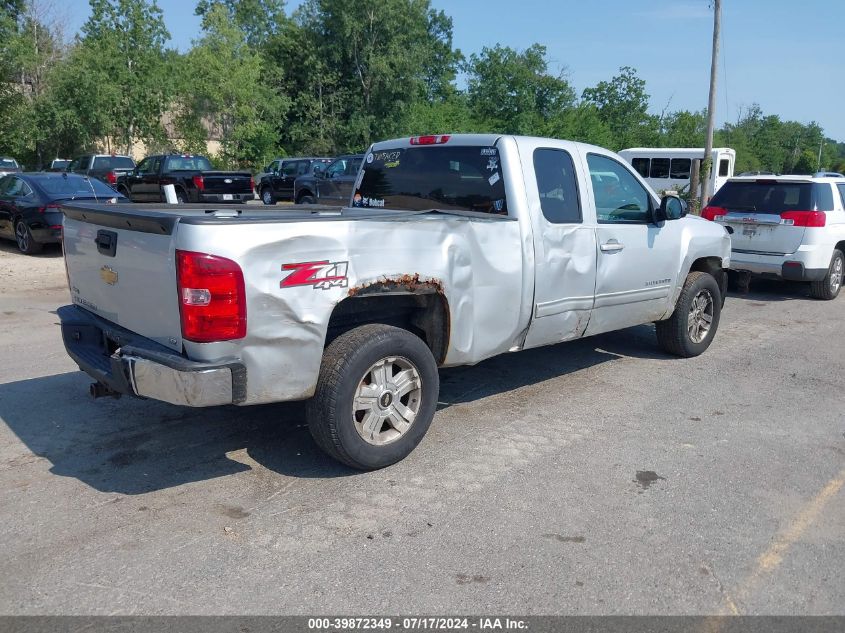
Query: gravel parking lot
[[0, 240, 843, 615]]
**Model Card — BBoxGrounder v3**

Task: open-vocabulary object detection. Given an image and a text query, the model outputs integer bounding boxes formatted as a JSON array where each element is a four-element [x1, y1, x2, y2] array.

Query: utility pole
[[701, 0, 721, 207]]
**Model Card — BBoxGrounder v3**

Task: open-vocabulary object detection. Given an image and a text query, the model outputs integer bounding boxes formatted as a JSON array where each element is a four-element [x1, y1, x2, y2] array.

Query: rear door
[[522, 144, 598, 348], [276, 160, 299, 198], [708, 180, 816, 255]]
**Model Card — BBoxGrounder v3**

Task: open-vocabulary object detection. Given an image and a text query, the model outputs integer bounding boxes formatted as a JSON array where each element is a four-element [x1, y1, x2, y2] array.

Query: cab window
[[327, 159, 347, 178], [587, 153, 652, 224], [533, 148, 581, 224], [281, 161, 298, 177]]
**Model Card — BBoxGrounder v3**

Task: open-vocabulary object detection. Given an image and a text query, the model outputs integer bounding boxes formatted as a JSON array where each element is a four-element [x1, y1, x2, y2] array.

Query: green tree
[[195, 0, 287, 50], [465, 43, 576, 135], [581, 66, 659, 150], [177, 3, 287, 166], [77, 0, 172, 154]]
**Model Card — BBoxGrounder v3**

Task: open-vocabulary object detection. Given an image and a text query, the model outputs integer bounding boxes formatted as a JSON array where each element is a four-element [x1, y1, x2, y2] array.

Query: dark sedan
[[0, 172, 125, 254]]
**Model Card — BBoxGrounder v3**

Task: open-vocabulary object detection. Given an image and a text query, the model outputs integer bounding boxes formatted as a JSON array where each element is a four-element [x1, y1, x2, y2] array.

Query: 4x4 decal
[[281, 261, 348, 290]]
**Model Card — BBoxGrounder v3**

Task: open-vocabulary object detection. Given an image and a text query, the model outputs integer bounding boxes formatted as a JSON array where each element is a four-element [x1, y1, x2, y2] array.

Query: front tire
[[656, 271, 721, 357], [809, 250, 843, 300], [15, 220, 43, 255], [306, 324, 439, 470]]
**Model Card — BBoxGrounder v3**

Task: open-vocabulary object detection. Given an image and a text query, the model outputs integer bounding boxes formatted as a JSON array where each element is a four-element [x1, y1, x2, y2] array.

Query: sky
[[57, 0, 845, 142]]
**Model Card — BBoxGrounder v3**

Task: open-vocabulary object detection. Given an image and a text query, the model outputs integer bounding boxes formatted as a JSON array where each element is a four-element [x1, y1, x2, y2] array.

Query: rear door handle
[[600, 240, 624, 253]]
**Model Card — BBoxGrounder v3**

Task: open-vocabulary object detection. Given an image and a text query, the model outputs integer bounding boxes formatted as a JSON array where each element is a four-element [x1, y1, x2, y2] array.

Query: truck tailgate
[[62, 205, 183, 352]]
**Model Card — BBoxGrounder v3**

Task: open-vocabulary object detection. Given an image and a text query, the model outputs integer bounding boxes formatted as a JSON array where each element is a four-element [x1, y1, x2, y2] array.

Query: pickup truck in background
[[293, 154, 363, 204], [68, 154, 136, 187], [115, 154, 254, 204], [257, 156, 332, 205], [58, 134, 730, 470]]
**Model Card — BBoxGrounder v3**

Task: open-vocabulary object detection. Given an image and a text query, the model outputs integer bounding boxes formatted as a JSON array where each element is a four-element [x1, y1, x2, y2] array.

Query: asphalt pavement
[[0, 241, 842, 615]]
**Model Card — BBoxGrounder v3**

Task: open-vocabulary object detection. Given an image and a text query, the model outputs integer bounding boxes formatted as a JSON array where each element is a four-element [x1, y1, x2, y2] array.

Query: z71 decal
[[281, 261, 349, 290]]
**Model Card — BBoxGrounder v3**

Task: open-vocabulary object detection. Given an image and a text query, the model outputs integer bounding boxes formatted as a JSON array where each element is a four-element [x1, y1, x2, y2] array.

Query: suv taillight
[[176, 250, 246, 342], [700, 206, 726, 221], [250, 175, 255, 191], [106, 170, 117, 185], [192, 174, 205, 191], [780, 210, 826, 227]]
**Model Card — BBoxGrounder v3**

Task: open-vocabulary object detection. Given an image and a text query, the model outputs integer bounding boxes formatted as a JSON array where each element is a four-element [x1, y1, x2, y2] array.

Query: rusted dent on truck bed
[[347, 273, 445, 297]]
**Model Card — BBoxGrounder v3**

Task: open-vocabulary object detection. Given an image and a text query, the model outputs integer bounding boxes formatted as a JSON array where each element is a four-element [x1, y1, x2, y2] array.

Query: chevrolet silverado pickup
[[116, 153, 254, 204], [58, 134, 730, 470]]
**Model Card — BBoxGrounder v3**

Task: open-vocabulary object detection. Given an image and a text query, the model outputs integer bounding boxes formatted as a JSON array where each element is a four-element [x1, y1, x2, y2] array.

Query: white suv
[[701, 175, 845, 299]]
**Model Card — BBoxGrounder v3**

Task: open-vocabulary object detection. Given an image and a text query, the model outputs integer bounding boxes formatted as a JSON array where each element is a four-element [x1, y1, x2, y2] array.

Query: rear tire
[[306, 324, 439, 470], [809, 250, 843, 300], [656, 271, 721, 357], [175, 189, 188, 204], [15, 219, 43, 255], [298, 194, 315, 205], [261, 187, 274, 205]]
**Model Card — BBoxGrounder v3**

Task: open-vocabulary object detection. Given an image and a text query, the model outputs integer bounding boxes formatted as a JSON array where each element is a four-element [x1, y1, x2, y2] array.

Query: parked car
[[47, 159, 71, 172], [701, 174, 845, 299], [116, 154, 254, 203], [258, 157, 332, 205], [58, 133, 730, 469], [0, 157, 22, 177], [293, 154, 363, 204], [68, 154, 136, 187], [0, 172, 125, 254]]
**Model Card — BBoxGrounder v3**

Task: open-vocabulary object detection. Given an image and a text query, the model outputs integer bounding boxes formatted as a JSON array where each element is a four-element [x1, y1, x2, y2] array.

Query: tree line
[[2, 0, 844, 174]]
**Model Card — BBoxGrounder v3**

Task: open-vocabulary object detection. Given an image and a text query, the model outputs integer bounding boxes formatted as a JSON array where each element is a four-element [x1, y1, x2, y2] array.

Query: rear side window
[[533, 148, 581, 223], [355, 145, 508, 214], [631, 158, 650, 178], [165, 156, 212, 171], [650, 158, 670, 179], [837, 184, 845, 208], [670, 158, 691, 179], [281, 161, 298, 176], [709, 181, 825, 213]]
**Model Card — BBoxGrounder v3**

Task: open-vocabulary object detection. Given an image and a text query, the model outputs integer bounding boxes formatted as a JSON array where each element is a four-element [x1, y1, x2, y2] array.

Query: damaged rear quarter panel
[[175, 213, 525, 405]]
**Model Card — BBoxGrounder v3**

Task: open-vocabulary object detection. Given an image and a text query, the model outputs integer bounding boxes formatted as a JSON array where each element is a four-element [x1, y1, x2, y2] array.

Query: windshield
[[0, 159, 19, 169], [709, 181, 826, 213], [32, 174, 120, 198], [92, 156, 135, 170], [164, 155, 213, 171], [354, 145, 508, 215]]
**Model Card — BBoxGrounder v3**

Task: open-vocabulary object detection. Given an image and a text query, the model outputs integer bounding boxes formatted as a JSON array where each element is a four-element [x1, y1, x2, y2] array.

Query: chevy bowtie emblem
[[224, 178, 232, 184], [100, 266, 118, 285]]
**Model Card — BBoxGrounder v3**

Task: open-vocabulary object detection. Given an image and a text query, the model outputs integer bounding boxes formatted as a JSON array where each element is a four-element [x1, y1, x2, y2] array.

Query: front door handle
[[600, 240, 624, 253]]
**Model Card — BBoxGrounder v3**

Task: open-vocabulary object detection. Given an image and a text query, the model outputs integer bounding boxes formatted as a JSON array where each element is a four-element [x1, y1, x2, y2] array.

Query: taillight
[[176, 250, 246, 342], [38, 203, 62, 214], [409, 134, 451, 145], [249, 175, 255, 191], [701, 206, 727, 221], [192, 174, 205, 191], [106, 170, 117, 185], [780, 211, 826, 227]]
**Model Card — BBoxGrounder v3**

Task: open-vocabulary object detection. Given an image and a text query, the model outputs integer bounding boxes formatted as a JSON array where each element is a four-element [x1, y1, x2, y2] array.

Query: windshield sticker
[[486, 157, 499, 172], [366, 153, 374, 163], [493, 199, 504, 212], [353, 194, 384, 208], [480, 147, 497, 156], [371, 150, 402, 163], [488, 172, 501, 186], [354, 168, 365, 191], [384, 160, 400, 169]]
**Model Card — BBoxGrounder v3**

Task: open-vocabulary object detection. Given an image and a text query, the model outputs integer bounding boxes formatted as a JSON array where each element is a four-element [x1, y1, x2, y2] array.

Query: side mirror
[[657, 195, 685, 222]]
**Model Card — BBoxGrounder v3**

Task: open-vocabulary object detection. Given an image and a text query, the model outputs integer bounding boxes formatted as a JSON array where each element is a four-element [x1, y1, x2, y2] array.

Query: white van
[[619, 147, 736, 197]]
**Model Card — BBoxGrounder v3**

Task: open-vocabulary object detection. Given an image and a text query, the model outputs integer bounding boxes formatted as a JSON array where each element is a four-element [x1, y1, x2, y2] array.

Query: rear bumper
[[729, 248, 831, 282], [198, 192, 255, 203], [58, 305, 246, 407]]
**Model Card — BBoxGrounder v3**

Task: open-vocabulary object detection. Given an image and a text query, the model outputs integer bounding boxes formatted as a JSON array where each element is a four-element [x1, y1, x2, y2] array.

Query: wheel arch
[[326, 278, 450, 365], [688, 255, 727, 304]]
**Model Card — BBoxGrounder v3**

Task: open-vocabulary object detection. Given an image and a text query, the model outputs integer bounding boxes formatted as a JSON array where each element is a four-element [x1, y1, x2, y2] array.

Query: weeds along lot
[[0, 241, 843, 614]]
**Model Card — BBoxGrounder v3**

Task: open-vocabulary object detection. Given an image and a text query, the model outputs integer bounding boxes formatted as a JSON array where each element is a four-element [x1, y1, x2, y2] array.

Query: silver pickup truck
[[59, 134, 730, 469]]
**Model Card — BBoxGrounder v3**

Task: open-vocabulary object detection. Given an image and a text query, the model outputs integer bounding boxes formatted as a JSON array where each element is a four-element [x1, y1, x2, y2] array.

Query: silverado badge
[[100, 266, 118, 285]]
